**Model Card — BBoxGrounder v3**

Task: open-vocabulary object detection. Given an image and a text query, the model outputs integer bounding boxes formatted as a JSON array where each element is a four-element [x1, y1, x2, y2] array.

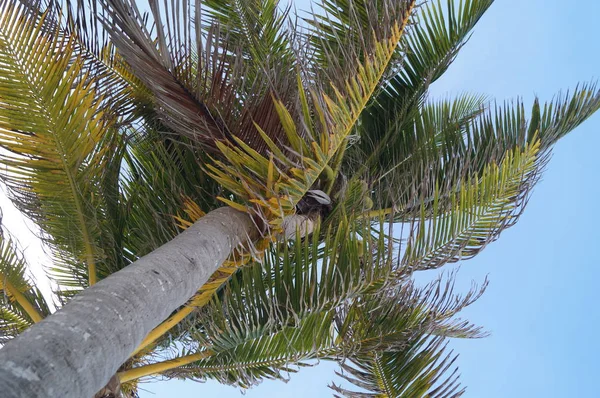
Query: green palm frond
[[348, 92, 488, 185], [368, 84, 599, 222], [331, 337, 464, 398], [128, 270, 482, 390], [401, 138, 540, 271], [532, 83, 600, 147], [202, 0, 294, 65], [0, 1, 122, 289], [372, 0, 494, 116], [0, 306, 31, 345], [352, 0, 493, 176], [181, 310, 337, 387]]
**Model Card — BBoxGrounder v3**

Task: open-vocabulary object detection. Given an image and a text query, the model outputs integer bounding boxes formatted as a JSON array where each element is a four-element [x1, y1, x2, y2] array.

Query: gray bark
[[0, 207, 257, 398]]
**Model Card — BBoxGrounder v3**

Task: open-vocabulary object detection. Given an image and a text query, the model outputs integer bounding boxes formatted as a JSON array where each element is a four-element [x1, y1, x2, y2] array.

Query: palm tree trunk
[[0, 207, 258, 398]]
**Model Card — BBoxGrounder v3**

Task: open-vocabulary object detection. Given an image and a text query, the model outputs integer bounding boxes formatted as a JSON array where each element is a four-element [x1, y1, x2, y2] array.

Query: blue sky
[[140, 1, 600, 396]]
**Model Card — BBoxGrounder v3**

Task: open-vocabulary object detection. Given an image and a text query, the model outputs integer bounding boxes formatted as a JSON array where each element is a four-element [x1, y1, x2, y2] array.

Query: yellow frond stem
[[0, 275, 43, 323], [87, 255, 97, 286], [119, 350, 214, 383], [132, 305, 195, 357], [173, 196, 207, 230], [360, 207, 395, 219]]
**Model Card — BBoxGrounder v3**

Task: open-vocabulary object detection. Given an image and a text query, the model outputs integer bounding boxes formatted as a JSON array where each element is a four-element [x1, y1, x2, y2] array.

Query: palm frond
[[331, 337, 464, 398], [0, 305, 31, 345], [347, 92, 488, 185], [0, 0, 123, 289], [335, 273, 487, 357], [350, 0, 493, 179], [533, 83, 600, 147], [401, 137, 541, 271], [16, 0, 141, 120], [127, 269, 483, 390], [202, 0, 294, 66], [372, 0, 494, 117], [179, 310, 337, 387], [329, 272, 487, 397], [367, 84, 599, 222]]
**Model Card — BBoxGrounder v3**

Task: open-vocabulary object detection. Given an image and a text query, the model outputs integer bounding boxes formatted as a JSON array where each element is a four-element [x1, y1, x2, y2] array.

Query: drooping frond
[[328, 272, 487, 397], [130, 212, 383, 356], [121, 269, 484, 390], [331, 337, 464, 398], [401, 138, 541, 271], [0, 0, 123, 289], [335, 273, 487, 355]]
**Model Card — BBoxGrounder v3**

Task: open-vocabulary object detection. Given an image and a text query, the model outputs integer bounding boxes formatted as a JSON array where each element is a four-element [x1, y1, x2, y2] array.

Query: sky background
[[2, 0, 598, 397]]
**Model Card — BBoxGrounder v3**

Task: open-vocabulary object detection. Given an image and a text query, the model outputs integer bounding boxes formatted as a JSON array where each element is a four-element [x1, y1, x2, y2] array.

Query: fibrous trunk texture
[[0, 207, 256, 398]]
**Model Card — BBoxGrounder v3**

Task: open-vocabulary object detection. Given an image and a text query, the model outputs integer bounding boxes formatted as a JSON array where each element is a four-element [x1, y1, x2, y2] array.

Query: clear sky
[[2, 0, 597, 397], [141, 1, 600, 396]]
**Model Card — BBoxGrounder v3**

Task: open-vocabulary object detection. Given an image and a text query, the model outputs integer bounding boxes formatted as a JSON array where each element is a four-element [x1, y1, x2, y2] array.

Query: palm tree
[[0, 0, 598, 397]]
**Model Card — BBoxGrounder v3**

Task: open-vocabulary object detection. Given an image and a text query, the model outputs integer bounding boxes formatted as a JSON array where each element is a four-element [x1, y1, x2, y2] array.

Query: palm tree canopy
[[0, 0, 598, 396]]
